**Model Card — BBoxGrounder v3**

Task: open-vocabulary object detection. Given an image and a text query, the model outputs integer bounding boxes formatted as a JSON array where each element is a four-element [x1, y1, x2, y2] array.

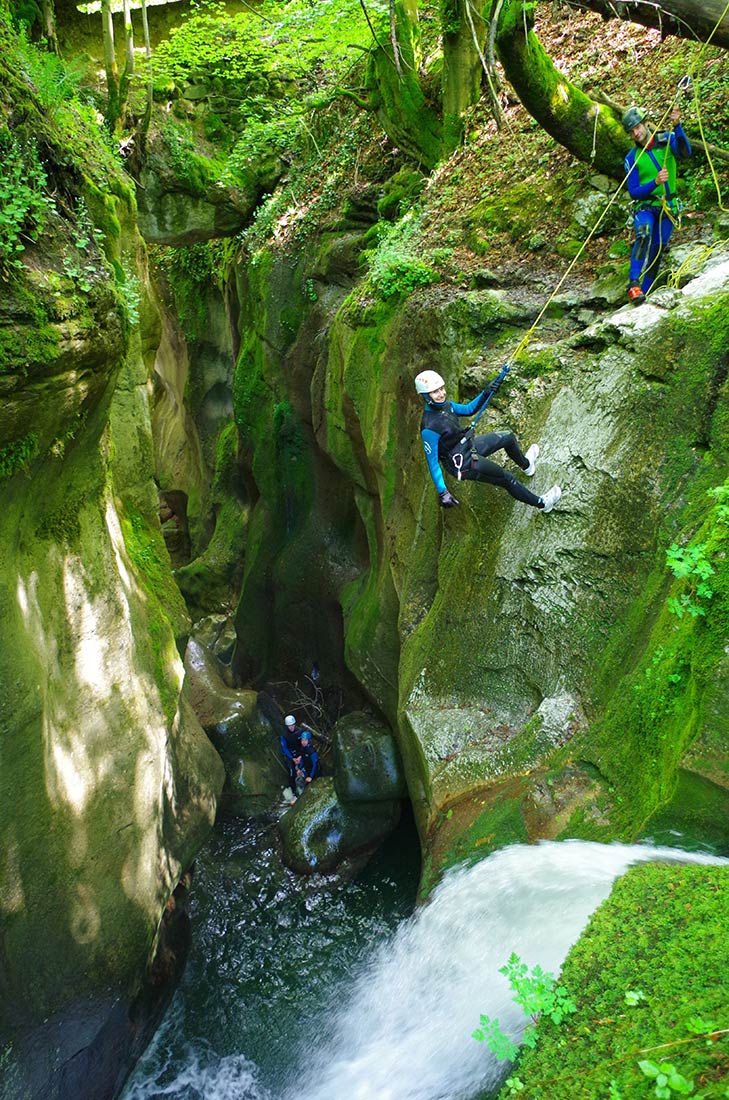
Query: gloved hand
[[439, 490, 459, 508], [486, 375, 503, 397]]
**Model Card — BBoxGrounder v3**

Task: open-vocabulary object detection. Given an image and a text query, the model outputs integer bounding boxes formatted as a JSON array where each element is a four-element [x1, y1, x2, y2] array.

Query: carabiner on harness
[[453, 453, 464, 480]]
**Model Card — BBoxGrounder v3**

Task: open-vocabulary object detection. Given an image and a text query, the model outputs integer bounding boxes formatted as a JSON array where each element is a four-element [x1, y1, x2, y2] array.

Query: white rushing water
[[124, 840, 726, 1100]]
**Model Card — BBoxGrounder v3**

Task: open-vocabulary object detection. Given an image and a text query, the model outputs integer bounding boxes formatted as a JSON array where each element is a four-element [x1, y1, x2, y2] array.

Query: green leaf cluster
[[638, 1060, 695, 1099], [15, 25, 87, 115], [0, 432, 39, 480], [500, 953, 578, 1029], [365, 213, 440, 301], [472, 953, 577, 1062], [150, 0, 387, 171], [0, 127, 55, 271], [666, 542, 715, 619]]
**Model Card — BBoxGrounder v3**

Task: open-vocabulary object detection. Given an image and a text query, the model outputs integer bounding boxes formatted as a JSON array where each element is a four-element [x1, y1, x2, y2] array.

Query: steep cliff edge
[[226, 222, 729, 883], [0, 34, 224, 1097]]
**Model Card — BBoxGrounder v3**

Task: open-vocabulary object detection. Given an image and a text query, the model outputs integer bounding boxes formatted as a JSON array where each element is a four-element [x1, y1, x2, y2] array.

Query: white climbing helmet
[[414, 370, 445, 395], [284, 714, 296, 727]]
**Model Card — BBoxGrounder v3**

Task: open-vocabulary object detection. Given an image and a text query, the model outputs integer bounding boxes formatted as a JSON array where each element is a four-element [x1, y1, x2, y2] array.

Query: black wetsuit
[[420, 396, 543, 507]]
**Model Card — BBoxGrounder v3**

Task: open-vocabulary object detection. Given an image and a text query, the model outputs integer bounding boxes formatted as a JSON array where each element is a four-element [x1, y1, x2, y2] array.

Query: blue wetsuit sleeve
[[280, 736, 293, 759], [450, 392, 486, 417], [671, 125, 691, 159], [421, 427, 447, 494]]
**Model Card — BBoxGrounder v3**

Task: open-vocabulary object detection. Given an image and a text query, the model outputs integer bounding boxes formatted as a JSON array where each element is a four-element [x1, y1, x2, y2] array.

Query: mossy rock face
[[0, 44, 225, 1089], [332, 710, 406, 802], [502, 863, 729, 1099], [225, 206, 729, 866], [183, 638, 282, 815], [136, 116, 285, 246], [278, 777, 401, 874]]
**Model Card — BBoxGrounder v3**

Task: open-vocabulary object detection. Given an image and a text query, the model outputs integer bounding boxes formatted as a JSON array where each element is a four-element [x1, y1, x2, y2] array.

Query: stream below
[[121, 813, 726, 1100]]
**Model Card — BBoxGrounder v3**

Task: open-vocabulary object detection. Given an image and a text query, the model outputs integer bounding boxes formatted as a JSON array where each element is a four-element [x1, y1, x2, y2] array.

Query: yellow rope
[[664, 240, 728, 289], [505, 0, 729, 364]]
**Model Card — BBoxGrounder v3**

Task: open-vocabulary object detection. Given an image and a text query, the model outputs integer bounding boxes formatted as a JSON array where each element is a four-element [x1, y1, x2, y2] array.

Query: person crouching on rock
[[298, 733, 321, 790], [281, 714, 305, 798], [415, 370, 561, 513]]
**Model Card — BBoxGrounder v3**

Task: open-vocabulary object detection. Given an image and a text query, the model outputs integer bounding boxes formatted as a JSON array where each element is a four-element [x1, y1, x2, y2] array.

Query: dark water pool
[[121, 807, 421, 1100]]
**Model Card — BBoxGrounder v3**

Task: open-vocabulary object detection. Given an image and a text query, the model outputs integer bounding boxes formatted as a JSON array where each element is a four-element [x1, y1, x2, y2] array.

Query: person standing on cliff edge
[[415, 370, 562, 512], [623, 104, 692, 304]]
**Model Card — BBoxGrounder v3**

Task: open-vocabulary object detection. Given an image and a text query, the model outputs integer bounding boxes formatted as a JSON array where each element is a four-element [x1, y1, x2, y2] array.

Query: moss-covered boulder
[[183, 638, 284, 814], [136, 117, 285, 246], [333, 710, 406, 802], [278, 777, 401, 874], [501, 862, 729, 1099]]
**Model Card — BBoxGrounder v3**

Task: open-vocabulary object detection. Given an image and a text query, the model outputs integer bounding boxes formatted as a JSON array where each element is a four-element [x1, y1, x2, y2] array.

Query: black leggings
[[459, 431, 542, 507]]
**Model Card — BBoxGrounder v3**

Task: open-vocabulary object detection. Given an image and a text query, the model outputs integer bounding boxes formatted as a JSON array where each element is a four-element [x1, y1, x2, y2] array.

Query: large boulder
[[183, 637, 284, 815], [278, 777, 401, 874], [333, 710, 406, 802]]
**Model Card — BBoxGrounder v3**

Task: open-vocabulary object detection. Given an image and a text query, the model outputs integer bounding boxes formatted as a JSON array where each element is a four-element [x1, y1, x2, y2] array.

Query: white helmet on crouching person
[[414, 370, 445, 395]]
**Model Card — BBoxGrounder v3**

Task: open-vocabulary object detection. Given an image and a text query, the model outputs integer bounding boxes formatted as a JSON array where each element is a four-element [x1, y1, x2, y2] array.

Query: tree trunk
[[493, 0, 631, 178], [41, 0, 60, 54], [101, 0, 120, 129], [364, 0, 442, 167], [123, 0, 135, 77], [140, 0, 153, 136], [565, 0, 729, 50], [441, 0, 487, 153]]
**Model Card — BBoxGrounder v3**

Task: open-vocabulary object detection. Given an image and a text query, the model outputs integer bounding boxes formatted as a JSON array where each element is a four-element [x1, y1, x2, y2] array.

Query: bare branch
[[466, 0, 504, 128]]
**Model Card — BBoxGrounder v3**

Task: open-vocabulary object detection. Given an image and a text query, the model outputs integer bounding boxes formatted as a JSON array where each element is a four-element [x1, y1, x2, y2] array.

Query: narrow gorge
[[1, 1, 729, 1097]]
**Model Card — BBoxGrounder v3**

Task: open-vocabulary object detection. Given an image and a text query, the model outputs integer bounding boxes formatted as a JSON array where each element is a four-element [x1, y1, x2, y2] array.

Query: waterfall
[[123, 840, 725, 1100]]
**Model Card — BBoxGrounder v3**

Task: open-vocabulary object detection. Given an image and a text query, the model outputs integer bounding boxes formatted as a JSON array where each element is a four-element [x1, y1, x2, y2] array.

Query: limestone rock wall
[[0, 82, 224, 1094], [227, 226, 729, 875]]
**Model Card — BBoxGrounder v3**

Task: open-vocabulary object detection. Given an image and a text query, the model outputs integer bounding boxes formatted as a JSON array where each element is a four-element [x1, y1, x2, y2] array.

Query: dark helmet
[[622, 106, 646, 132]]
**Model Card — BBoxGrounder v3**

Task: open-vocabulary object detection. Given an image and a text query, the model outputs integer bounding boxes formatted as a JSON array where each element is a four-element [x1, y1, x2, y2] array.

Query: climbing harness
[[449, 363, 510, 479]]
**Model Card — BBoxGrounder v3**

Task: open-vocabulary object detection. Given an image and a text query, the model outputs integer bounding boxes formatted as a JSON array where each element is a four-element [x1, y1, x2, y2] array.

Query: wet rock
[[279, 777, 401, 874], [332, 710, 406, 803], [183, 637, 283, 815]]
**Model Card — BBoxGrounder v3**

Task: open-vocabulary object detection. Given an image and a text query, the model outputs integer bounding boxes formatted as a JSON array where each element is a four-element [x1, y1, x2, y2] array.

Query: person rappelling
[[622, 101, 692, 304], [414, 367, 562, 512]]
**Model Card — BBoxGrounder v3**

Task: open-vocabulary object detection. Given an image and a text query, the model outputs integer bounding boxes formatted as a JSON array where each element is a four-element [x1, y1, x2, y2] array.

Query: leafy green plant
[[117, 267, 141, 329], [637, 1060, 694, 1098], [366, 214, 440, 300], [665, 542, 714, 619], [707, 483, 729, 522], [473, 953, 577, 1060], [0, 128, 55, 271], [0, 432, 39, 479], [16, 27, 88, 114]]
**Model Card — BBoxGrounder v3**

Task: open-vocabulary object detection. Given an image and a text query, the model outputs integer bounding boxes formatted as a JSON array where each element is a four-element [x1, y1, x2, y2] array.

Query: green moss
[[152, 240, 226, 344], [0, 281, 59, 374], [36, 489, 88, 544], [0, 431, 38, 479], [120, 505, 186, 721], [421, 782, 528, 895], [501, 863, 729, 1099]]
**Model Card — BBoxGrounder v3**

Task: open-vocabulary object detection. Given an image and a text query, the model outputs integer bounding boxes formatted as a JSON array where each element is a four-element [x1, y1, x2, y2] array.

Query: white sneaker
[[540, 485, 561, 512], [524, 443, 539, 476]]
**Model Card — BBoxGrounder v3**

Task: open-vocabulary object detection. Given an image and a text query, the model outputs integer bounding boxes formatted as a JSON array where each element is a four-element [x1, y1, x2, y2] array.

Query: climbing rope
[[664, 239, 729, 289], [506, 0, 729, 365]]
